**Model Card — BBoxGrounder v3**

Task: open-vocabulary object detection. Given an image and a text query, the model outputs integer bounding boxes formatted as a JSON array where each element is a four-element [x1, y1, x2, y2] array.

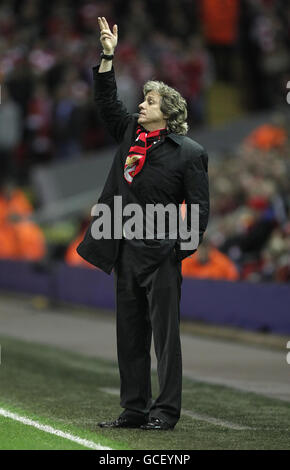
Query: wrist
[[102, 49, 114, 55]]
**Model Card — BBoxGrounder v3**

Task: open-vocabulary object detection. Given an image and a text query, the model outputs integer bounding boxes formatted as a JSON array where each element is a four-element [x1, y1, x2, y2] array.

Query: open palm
[[98, 17, 118, 54]]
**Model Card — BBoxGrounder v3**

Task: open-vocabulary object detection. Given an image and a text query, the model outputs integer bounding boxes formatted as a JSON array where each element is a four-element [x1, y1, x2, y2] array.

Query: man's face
[[138, 91, 167, 131]]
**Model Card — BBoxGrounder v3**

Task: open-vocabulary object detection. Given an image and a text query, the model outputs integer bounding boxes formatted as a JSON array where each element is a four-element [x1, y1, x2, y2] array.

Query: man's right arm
[[93, 64, 132, 144], [95, 17, 132, 143]]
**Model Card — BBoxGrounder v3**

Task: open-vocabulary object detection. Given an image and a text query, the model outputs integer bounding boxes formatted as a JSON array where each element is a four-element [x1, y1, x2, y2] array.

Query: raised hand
[[98, 17, 118, 55]]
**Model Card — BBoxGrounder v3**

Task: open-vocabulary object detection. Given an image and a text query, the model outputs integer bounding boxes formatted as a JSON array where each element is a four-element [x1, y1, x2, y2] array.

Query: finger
[[100, 31, 113, 39], [102, 17, 111, 32], [100, 28, 112, 35], [98, 17, 104, 31], [101, 34, 112, 42], [100, 23, 110, 34], [113, 24, 118, 37]]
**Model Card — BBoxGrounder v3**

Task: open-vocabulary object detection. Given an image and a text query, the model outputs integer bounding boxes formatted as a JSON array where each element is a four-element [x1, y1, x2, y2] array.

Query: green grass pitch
[[0, 335, 290, 450]]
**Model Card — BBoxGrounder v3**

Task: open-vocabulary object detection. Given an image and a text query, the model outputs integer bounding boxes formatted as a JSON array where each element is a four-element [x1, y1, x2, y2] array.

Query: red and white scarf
[[124, 126, 168, 184]]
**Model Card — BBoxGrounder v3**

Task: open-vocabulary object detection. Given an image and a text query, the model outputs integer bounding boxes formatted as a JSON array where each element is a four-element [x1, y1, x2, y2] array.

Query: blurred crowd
[[207, 121, 290, 282], [1, 0, 290, 183], [0, 0, 289, 284], [1, 120, 289, 283]]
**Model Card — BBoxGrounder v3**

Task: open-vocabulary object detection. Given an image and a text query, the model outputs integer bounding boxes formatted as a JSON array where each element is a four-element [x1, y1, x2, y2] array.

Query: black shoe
[[98, 417, 145, 429], [140, 417, 174, 430]]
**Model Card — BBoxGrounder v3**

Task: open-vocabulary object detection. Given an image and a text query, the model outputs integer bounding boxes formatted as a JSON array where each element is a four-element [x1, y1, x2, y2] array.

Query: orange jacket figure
[[182, 243, 239, 281], [0, 182, 44, 261], [201, 0, 240, 45], [0, 187, 33, 223], [0, 222, 18, 259], [244, 124, 287, 150], [65, 230, 95, 269], [6, 189, 33, 216], [11, 217, 46, 261], [0, 198, 8, 224]]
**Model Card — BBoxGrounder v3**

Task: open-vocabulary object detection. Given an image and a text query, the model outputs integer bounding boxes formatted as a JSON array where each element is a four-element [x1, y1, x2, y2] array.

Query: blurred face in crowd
[[138, 91, 168, 132]]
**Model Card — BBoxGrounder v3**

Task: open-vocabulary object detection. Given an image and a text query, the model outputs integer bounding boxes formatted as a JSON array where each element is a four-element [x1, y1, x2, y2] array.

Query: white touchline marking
[[99, 387, 252, 431], [0, 408, 112, 450]]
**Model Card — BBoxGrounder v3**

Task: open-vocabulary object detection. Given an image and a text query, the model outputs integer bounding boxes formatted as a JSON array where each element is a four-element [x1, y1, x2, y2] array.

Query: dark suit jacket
[[77, 65, 210, 276]]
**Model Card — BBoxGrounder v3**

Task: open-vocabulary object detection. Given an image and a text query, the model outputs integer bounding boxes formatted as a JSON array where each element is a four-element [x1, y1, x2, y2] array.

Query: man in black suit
[[77, 17, 209, 430]]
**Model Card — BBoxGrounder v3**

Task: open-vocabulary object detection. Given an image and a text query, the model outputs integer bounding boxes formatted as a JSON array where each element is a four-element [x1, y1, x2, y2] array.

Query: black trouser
[[113, 239, 183, 427]]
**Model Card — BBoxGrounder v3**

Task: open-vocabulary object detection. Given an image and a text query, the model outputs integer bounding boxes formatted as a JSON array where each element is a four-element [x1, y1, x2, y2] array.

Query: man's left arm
[[176, 149, 210, 261]]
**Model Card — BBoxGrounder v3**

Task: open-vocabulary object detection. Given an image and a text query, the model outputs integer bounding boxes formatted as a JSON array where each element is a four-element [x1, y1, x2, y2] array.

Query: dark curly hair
[[143, 80, 188, 135]]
